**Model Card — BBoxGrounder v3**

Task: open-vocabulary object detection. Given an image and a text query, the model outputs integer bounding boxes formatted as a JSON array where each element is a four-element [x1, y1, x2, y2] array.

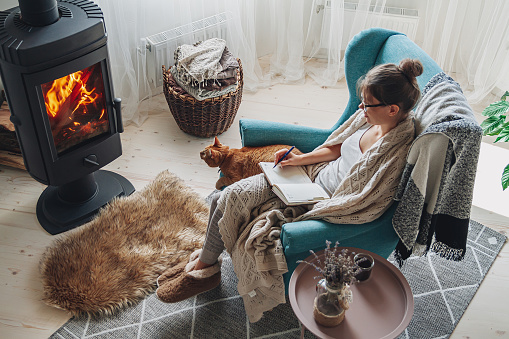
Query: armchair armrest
[[281, 202, 399, 260], [281, 203, 399, 256], [279, 203, 399, 291], [239, 118, 332, 153]]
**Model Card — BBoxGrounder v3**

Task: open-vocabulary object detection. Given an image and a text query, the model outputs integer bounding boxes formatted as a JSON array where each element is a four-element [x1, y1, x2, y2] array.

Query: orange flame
[[43, 70, 99, 119]]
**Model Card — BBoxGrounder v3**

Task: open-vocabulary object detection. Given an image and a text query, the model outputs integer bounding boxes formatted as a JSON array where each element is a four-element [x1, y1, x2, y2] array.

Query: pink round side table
[[289, 247, 414, 339]]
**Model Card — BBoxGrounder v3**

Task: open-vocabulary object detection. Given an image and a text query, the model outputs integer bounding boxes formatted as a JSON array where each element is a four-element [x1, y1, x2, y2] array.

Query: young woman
[[276, 58, 423, 197], [156, 58, 423, 321]]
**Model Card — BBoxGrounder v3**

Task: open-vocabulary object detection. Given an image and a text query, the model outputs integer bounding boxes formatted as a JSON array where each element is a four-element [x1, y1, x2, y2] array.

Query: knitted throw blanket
[[170, 66, 238, 101], [217, 110, 415, 322], [175, 38, 226, 84], [393, 73, 483, 263], [299, 109, 415, 224], [173, 38, 240, 101]]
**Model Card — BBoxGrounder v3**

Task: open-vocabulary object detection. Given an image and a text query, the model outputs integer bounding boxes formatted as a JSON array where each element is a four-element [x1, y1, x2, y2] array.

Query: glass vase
[[313, 278, 347, 327]]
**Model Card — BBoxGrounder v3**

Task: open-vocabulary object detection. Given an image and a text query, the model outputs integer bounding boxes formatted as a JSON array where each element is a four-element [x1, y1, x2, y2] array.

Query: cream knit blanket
[[217, 109, 415, 322]]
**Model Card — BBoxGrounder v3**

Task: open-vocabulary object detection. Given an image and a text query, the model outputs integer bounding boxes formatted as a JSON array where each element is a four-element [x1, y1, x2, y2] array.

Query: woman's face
[[359, 90, 392, 125]]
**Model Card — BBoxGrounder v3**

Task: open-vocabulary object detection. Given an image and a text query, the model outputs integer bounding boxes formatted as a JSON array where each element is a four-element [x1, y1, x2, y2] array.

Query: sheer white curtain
[[94, 0, 509, 125], [94, 0, 389, 125], [93, 0, 233, 126], [416, 0, 509, 104]]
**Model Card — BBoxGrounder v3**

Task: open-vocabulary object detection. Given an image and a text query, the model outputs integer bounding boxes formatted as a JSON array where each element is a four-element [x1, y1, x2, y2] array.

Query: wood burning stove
[[0, 0, 135, 235]]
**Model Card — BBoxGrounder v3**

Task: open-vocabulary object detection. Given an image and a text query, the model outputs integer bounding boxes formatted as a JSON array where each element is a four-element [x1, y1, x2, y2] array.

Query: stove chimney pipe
[[18, 0, 59, 27]]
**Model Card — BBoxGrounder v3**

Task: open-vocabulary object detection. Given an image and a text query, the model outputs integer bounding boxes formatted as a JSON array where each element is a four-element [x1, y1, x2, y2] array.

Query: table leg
[[300, 321, 306, 339]]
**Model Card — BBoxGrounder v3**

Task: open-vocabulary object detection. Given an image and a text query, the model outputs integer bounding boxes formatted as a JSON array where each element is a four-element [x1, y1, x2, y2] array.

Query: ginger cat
[[200, 137, 302, 190]]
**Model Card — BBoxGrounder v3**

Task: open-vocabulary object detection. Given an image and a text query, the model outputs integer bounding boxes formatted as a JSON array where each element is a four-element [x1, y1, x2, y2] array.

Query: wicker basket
[[162, 59, 243, 137]]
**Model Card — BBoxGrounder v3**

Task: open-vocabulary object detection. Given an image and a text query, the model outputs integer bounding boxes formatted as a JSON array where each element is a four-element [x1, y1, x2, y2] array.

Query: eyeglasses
[[361, 102, 386, 113]]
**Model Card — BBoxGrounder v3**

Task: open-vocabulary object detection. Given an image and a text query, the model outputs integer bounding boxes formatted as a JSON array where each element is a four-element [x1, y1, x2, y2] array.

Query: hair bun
[[399, 58, 423, 79]]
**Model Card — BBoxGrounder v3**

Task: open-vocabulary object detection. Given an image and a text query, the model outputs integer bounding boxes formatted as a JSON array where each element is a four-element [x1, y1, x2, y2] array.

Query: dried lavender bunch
[[297, 240, 364, 288]]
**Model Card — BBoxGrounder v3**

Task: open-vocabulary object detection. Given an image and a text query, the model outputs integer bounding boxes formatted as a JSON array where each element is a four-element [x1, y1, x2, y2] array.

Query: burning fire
[[43, 69, 99, 118], [41, 63, 109, 154]]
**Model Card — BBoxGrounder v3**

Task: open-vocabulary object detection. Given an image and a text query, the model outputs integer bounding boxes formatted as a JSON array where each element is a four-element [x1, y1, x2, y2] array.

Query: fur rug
[[39, 171, 208, 317]]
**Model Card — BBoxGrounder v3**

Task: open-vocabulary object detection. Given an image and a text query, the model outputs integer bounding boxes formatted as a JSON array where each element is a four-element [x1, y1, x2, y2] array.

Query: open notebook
[[259, 162, 330, 206]]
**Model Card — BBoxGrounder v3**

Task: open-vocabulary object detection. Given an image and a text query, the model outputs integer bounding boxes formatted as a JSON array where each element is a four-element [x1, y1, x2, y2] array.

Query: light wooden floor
[[1, 76, 508, 339]]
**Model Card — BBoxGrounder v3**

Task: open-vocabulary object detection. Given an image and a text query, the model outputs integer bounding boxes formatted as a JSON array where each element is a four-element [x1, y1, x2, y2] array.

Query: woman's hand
[[274, 148, 301, 167], [274, 144, 342, 168]]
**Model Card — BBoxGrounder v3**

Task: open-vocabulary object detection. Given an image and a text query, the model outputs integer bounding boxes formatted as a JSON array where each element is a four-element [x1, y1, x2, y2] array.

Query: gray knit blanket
[[172, 38, 239, 101], [393, 72, 483, 263]]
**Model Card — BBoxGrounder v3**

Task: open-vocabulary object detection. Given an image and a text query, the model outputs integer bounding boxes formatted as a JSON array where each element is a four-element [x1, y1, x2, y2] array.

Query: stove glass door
[[41, 62, 109, 155]]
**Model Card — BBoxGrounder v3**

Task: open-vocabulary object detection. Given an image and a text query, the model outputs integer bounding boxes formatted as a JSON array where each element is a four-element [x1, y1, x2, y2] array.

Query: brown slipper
[[156, 249, 202, 287], [156, 255, 222, 303]]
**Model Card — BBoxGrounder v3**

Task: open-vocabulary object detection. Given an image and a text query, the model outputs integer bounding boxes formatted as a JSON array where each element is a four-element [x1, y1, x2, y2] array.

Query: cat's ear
[[214, 136, 222, 147]]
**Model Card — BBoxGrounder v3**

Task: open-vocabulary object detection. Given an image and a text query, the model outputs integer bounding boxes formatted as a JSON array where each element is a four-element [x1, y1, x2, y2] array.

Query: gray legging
[[198, 191, 225, 265]]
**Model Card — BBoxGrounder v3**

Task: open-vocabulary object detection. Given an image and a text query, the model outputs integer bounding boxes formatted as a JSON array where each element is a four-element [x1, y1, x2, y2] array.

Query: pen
[[274, 146, 295, 168]]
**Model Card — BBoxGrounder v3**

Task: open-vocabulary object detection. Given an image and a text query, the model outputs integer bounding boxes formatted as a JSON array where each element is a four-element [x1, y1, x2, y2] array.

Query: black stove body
[[0, 0, 134, 235]]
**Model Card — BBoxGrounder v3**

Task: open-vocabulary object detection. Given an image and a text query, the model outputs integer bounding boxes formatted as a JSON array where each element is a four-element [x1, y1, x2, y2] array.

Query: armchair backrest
[[331, 28, 443, 132]]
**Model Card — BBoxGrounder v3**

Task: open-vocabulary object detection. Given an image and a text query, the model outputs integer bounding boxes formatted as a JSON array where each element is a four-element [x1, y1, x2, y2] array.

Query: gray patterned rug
[[50, 220, 506, 339]]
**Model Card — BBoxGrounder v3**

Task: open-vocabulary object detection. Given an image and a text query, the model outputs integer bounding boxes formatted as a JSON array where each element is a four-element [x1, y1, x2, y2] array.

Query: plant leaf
[[494, 123, 509, 142], [502, 163, 509, 191], [481, 101, 509, 117], [481, 115, 506, 135], [502, 91, 509, 101]]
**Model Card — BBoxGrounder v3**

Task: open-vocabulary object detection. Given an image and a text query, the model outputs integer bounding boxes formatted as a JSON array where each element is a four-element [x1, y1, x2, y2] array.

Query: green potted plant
[[480, 91, 509, 190]]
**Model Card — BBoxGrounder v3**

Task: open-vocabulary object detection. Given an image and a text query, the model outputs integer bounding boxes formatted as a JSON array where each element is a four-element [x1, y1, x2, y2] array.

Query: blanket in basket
[[172, 38, 239, 100]]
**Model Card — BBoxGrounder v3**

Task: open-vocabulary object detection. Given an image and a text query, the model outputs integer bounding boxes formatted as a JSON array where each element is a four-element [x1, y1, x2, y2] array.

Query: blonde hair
[[357, 58, 424, 114]]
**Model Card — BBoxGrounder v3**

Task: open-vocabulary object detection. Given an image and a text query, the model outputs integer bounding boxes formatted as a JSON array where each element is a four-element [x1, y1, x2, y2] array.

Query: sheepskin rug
[[39, 170, 208, 317]]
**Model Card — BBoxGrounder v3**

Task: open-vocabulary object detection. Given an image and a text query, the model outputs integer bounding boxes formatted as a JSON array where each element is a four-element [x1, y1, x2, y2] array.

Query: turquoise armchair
[[238, 28, 443, 290]]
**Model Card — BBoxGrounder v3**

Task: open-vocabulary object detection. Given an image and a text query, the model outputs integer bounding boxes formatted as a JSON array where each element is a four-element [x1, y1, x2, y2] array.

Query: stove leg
[[36, 170, 135, 235], [57, 173, 98, 203]]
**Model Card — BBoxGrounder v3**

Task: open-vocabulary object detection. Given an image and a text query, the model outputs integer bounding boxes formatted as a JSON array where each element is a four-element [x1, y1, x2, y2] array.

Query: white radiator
[[320, 1, 419, 52], [144, 12, 230, 89]]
